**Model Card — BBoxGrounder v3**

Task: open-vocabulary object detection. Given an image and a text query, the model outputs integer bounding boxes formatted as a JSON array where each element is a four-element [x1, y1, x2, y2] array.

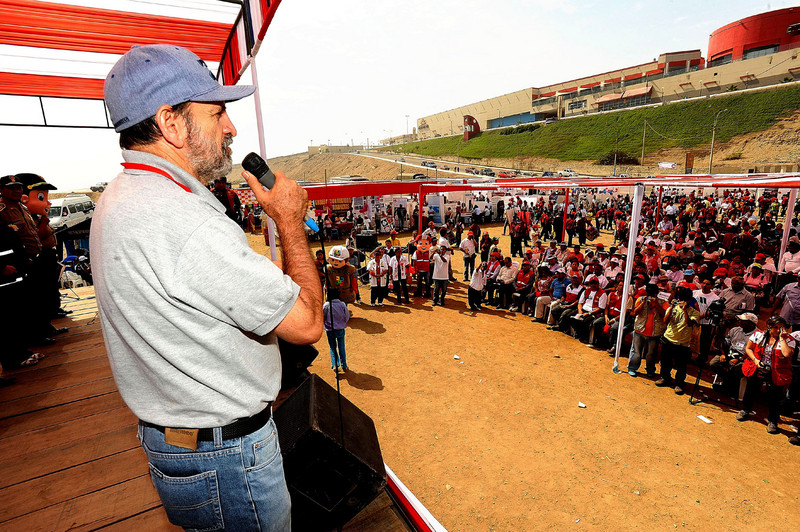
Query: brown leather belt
[[141, 404, 272, 442]]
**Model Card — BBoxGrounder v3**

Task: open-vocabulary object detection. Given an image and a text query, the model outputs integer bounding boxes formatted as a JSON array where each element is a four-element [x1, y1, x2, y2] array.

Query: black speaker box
[[273, 374, 386, 531], [355, 234, 378, 251], [278, 338, 318, 390]]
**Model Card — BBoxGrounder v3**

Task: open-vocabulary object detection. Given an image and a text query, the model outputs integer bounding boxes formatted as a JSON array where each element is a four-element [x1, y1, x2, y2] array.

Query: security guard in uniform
[[0, 175, 62, 346], [0, 175, 40, 260], [0, 176, 43, 369]]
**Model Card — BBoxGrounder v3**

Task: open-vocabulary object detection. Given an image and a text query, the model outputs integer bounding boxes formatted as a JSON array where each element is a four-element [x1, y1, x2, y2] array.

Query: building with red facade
[[418, 7, 800, 140], [708, 7, 800, 66]]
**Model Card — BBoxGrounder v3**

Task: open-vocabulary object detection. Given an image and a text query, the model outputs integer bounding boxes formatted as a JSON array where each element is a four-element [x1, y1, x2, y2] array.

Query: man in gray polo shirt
[[91, 44, 322, 531]]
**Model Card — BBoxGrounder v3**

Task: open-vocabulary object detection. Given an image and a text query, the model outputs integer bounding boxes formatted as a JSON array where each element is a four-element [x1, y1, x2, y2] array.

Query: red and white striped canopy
[[0, 0, 281, 100], [494, 173, 800, 190]]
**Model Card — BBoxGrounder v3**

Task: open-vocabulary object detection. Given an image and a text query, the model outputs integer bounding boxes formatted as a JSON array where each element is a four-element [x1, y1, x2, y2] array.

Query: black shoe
[[789, 435, 800, 446], [654, 378, 671, 387], [736, 410, 749, 422], [51, 327, 69, 336], [767, 422, 779, 434]]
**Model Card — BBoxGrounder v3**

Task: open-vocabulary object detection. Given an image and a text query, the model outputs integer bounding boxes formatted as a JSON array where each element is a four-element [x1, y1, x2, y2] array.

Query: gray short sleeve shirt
[[90, 150, 299, 427]]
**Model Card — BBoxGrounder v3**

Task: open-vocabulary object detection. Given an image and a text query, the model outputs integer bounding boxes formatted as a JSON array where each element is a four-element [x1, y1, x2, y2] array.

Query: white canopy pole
[[613, 183, 645, 372], [249, 56, 278, 261], [778, 188, 798, 271]]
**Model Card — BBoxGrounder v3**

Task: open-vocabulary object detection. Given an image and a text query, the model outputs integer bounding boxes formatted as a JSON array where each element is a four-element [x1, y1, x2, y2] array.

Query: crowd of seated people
[[340, 186, 799, 445]]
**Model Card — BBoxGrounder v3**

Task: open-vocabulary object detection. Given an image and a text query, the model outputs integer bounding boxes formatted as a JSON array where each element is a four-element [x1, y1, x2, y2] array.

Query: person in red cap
[[484, 252, 503, 305], [388, 229, 400, 248], [422, 220, 437, 241]]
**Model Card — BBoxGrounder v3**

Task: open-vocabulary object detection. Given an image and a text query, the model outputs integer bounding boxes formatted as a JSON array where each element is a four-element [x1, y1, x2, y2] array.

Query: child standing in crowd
[[367, 247, 389, 306], [323, 289, 350, 371], [469, 261, 487, 311]]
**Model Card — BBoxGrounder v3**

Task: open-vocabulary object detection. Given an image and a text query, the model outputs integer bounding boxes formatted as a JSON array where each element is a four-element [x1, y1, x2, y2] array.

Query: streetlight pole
[[708, 108, 728, 174], [405, 115, 409, 139], [640, 118, 647, 171]]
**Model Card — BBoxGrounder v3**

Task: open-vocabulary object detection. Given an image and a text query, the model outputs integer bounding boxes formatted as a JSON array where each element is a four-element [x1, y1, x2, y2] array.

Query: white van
[[48, 195, 94, 230]]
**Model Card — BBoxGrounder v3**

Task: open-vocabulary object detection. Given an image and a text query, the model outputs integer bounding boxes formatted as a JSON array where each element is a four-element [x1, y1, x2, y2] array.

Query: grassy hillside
[[390, 85, 800, 162]]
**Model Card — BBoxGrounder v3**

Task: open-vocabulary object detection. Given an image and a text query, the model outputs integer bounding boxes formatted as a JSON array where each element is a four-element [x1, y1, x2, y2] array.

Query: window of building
[[743, 44, 779, 60], [622, 76, 646, 86], [568, 100, 586, 111], [664, 66, 686, 77], [534, 97, 556, 107], [709, 53, 732, 67], [598, 94, 651, 112]]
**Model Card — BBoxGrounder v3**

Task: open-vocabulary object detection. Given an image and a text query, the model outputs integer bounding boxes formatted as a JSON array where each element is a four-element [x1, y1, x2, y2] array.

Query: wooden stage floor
[[0, 287, 410, 531]]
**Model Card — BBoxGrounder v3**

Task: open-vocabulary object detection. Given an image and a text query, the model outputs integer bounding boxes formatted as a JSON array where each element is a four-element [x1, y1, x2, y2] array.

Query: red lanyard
[[121, 162, 191, 193]]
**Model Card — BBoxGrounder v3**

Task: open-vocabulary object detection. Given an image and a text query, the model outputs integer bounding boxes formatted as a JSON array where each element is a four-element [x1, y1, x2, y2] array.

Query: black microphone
[[242, 152, 319, 232]]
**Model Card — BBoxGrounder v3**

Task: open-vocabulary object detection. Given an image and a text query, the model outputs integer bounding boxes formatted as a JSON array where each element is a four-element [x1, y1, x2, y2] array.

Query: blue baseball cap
[[105, 44, 256, 132]]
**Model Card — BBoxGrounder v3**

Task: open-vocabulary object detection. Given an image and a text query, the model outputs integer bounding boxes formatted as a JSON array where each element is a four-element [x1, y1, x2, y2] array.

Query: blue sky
[[0, 0, 795, 190]]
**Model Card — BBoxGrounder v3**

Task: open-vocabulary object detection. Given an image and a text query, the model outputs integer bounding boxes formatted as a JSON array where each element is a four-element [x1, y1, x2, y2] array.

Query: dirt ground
[[247, 224, 800, 531]]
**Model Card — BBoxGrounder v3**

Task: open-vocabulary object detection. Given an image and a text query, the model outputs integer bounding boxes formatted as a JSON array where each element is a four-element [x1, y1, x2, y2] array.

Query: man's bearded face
[[185, 112, 233, 185]]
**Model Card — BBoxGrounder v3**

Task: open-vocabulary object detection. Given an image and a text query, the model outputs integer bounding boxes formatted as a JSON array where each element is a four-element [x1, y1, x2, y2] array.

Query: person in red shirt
[[566, 244, 584, 264], [738, 316, 795, 435], [509, 261, 535, 313]]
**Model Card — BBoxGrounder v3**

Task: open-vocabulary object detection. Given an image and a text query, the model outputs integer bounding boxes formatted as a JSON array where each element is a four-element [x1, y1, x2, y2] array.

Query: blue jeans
[[433, 279, 448, 305], [629, 332, 659, 374], [326, 329, 347, 368], [138, 416, 290, 531]]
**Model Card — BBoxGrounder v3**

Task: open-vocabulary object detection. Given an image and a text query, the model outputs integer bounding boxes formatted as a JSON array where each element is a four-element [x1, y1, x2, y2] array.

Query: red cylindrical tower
[[708, 7, 800, 65]]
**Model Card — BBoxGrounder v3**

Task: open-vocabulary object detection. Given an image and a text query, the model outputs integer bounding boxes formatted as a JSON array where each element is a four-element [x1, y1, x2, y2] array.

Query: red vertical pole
[[561, 187, 570, 242], [655, 185, 663, 231]]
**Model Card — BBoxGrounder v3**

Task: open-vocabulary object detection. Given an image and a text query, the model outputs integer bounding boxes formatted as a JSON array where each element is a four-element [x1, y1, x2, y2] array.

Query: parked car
[[558, 169, 578, 177], [90, 182, 108, 192], [618, 173, 629, 178], [521, 171, 537, 177], [412, 173, 427, 179], [420, 160, 437, 168], [480, 168, 495, 176], [541, 171, 555, 177], [465, 167, 477, 174], [440, 165, 451, 170], [497, 171, 513, 178]]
